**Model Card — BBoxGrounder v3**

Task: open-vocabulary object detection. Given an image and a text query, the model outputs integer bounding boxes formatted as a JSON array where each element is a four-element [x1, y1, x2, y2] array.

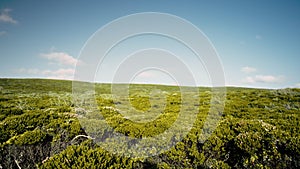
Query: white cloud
[[241, 66, 257, 73], [242, 75, 285, 84], [0, 8, 17, 24], [40, 52, 79, 66]]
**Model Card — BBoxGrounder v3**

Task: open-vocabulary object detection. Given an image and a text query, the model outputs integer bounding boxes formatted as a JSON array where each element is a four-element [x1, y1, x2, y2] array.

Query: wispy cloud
[[0, 31, 6, 36], [17, 68, 40, 74], [242, 75, 285, 84], [255, 75, 285, 83], [17, 68, 74, 80], [16, 50, 80, 80], [241, 66, 257, 73], [42, 68, 75, 80], [0, 8, 17, 24], [138, 71, 156, 78], [239, 41, 246, 45], [255, 35, 262, 40], [40, 52, 80, 67], [294, 83, 300, 88]]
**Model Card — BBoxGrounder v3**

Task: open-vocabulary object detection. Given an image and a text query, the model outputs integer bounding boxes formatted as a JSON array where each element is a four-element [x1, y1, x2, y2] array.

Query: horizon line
[[0, 77, 298, 90]]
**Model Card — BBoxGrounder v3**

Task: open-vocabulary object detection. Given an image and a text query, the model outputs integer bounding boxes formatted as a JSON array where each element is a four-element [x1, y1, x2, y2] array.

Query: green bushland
[[0, 78, 299, 168]]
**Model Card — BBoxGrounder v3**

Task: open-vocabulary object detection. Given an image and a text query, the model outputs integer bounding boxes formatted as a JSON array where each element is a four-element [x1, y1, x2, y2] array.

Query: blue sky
[[0, 0, 299, 88]]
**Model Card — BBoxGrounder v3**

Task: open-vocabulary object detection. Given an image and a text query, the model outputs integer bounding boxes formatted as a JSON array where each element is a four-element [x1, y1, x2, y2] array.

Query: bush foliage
[[0, 79, 299, 168]]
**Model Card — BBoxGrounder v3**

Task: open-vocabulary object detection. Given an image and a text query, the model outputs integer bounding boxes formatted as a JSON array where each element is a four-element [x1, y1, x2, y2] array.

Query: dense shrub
[[0, 79, 299, 168]]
